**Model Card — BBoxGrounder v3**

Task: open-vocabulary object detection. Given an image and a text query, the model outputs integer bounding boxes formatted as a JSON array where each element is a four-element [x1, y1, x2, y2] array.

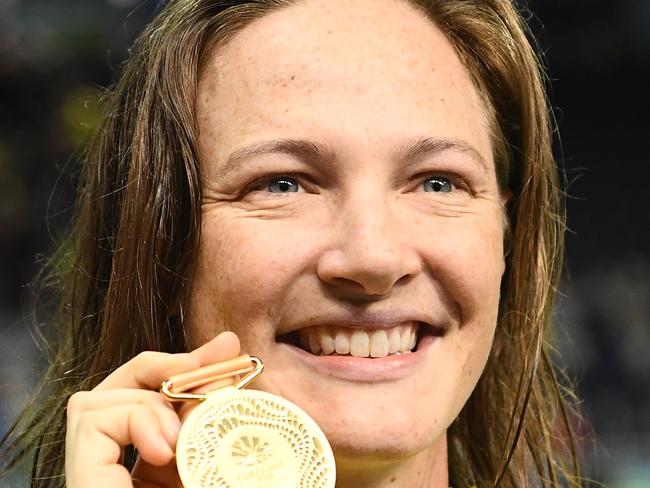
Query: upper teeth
[[298, 323, 418, 358]]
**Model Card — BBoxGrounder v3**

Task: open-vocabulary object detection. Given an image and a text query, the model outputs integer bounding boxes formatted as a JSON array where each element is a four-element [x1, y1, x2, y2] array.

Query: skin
[[65, 1, 507, 487]]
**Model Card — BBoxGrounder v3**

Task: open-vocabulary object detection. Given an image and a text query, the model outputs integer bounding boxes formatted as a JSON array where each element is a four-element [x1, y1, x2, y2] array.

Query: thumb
[[191, 330, 241, 366]]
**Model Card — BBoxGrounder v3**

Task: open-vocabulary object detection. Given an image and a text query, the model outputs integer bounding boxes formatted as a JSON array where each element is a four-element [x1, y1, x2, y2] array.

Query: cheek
[[420, 215, 505, 321], [446, 220, 504, 406], [187, 214, 321, 344], [414, 216, 503, 413], [440, 317, 496, 425]]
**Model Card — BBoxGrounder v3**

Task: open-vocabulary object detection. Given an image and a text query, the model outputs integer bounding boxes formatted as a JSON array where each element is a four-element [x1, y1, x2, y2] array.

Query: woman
[[1, 0, 581, 487]]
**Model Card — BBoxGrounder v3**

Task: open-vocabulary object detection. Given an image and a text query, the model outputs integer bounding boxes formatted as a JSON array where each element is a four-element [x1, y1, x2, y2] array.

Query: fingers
[[95, 331, 241, 391], [66, 403, 175, 488], [65, 331, 242, 488], [67, 390, 182, 448], [193, 330, 241, 364], [94, 351, 196, 392], [66, 390, 179, 463]]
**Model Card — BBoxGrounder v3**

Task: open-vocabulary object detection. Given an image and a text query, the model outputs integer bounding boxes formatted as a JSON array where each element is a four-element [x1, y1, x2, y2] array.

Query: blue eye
[[267, 176, 300, 193], [423, 176, 452, 193]]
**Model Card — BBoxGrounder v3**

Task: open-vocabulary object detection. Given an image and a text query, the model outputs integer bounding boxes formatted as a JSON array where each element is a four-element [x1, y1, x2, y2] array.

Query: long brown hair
[[1, 1, 581, 486]]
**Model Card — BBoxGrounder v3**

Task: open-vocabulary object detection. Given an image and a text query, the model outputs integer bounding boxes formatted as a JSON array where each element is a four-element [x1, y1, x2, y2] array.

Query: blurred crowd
[[1, 1, 648, 486]]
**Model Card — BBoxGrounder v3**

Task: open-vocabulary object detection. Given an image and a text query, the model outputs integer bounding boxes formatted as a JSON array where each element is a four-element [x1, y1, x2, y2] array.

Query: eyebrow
[[394, 136, 488, 174], [216, 139, 335, 179], [216, 136, 487, 178]]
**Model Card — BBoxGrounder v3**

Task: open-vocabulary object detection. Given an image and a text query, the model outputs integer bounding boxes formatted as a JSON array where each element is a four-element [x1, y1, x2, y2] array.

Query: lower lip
[[279, 333, 439, 382]]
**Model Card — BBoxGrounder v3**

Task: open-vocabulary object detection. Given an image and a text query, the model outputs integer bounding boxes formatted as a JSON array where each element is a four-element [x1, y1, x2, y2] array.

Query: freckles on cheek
[[441, 307, 496, 412], [198, 219, 296, 301], [447, 223, 504, 308]]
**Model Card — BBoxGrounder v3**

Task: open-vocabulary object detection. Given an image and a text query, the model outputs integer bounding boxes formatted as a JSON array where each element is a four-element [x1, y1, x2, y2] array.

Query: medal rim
[[176, 387, 336, 488]]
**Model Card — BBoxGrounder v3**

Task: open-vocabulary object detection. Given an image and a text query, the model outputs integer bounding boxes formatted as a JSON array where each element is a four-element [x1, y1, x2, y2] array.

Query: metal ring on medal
[[176, 388, 336, 488]]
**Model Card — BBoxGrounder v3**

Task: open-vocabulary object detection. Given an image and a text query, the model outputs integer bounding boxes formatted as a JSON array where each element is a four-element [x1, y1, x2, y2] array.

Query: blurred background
[[0, 0, 648, 486]]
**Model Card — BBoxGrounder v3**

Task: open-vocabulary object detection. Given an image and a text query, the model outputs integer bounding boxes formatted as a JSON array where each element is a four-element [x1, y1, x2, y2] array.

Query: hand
[[65, 331, 241, 488]]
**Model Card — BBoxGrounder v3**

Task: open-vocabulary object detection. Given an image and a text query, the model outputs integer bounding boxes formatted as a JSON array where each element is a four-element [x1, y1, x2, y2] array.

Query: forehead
[[197, 0, 492, 169]]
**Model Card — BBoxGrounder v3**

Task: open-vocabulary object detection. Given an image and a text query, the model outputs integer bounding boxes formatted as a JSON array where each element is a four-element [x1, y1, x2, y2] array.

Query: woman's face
[[189, 0, 506, 462]]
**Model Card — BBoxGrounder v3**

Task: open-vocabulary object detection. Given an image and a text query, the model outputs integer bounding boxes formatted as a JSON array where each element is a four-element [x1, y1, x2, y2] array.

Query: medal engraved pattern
[[231, 436, 272, 466], [176, 389, 335, 488]]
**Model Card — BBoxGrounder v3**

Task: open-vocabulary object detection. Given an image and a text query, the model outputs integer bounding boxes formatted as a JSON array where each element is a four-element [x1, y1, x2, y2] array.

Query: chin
[[323, 418, 447, 467], [328, 428, 441, 462], [291, 387, 447, 462]]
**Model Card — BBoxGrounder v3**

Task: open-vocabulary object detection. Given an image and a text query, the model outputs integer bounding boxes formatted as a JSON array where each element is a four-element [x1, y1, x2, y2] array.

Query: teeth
[[400, 326, 411, 352], [350, 330, 369, 357], [370, 330, 388, 358], [308, 333, 321, 355], [297, 323, 420, 358], [387, 328, 401, 353], [319, 328, 335, 355], [334, 330, 350, 354]]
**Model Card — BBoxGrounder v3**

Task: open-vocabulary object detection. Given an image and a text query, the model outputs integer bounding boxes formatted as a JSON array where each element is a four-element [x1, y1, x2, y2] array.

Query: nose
[[316, 190, 422, 298]]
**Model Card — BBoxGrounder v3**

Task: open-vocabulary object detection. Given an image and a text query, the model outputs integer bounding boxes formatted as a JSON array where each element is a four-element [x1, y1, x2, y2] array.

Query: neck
[[332, 434, 448, 488]]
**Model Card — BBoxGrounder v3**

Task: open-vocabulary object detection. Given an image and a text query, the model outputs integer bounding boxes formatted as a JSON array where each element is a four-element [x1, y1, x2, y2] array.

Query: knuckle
[[74, 410, 98, 435], [66, 391, 89, 418], [133, 350, 170, 365], [128, 406, 152, 433]]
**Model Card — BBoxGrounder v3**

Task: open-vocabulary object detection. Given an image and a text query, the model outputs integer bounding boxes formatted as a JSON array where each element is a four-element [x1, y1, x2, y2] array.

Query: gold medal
[[162, 355, 336, 488]]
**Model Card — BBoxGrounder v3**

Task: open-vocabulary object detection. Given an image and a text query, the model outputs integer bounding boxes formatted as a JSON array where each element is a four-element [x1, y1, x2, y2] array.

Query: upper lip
[[276, 310, 449, 336]]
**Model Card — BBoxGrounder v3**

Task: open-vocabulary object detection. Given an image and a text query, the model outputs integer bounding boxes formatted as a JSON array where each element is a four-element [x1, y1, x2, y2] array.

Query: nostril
[[317, 246, 419, 298], [396, 273, 415, 286], [323, 278, 391, 302]]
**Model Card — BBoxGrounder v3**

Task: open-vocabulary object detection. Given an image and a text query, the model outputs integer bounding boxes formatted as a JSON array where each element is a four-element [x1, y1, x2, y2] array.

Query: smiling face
[[188, 0, 506, 469]]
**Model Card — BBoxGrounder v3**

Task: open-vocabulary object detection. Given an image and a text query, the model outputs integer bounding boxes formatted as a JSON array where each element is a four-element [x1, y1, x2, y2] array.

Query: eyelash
[[241, 172, 468, 196], [241, 173, 307, 196], [414, 171, 468, 193]]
